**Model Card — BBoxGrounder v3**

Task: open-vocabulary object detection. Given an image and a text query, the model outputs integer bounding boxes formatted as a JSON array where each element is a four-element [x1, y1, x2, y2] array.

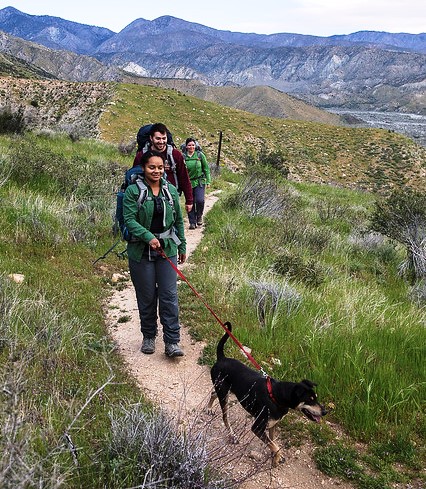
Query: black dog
[[207, 322, 327, 466]]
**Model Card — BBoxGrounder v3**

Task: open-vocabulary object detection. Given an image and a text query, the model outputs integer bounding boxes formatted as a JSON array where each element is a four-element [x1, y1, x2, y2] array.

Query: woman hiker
[[123, 150, 186, 357], [182, 137, 211, 229]]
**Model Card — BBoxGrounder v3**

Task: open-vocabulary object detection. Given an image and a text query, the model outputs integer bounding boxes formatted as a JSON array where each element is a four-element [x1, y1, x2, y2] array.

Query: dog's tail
[[217, 321, 232, 360]]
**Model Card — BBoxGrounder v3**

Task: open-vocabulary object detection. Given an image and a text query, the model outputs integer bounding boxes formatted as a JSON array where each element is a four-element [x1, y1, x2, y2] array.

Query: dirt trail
[[106, 191, 353, 489]]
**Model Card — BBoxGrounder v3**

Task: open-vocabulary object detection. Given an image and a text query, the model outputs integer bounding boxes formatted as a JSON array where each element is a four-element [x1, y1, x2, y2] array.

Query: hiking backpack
[[115, 167, 175, 242]]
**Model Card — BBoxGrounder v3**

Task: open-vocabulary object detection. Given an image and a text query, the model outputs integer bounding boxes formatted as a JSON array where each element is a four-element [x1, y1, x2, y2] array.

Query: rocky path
[[106, 191, 353, 489]]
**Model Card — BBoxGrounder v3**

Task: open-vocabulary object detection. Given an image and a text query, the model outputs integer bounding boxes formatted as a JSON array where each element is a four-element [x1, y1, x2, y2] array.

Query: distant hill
[[0, 6, 113, 54], [0, 31, 343, 126], [1, 7, 425, 114], [124, 77, 343, 125], [0, 51, 56, 79], [0, 30, 127, 82]]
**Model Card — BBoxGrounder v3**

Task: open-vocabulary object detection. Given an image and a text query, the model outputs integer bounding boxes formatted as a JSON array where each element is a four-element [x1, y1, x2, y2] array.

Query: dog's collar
[[266, 376, 279, 405]]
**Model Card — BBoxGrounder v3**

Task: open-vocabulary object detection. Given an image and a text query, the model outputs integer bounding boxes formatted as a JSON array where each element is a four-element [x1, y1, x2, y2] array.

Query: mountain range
[[0, 6, 425, 115]]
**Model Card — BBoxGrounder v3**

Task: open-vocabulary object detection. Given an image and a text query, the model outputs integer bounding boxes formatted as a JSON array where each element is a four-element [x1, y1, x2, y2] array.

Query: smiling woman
[[123, 149, 187, 358]]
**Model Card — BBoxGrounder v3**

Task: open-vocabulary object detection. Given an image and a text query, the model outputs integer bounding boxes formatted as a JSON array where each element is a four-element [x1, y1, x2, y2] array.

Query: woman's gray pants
[[129, 255, 180, 344]]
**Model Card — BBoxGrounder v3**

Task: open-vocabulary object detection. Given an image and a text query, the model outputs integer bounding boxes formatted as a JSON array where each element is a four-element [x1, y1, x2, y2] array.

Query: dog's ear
[[301, 379, 317, 389]]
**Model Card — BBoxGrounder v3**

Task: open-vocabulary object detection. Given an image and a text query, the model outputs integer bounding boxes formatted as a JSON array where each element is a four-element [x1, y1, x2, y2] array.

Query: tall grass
[[0, 132, 231, 488], [181, 171, 426, 486]]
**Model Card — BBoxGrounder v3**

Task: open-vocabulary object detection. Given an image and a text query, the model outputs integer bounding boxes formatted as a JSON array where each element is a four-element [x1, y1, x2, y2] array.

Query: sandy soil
[[106, 191, 354, 488]]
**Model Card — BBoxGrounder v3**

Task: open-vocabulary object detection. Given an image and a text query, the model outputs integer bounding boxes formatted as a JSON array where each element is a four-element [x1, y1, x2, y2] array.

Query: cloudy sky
[[3, 0, 425, 36]]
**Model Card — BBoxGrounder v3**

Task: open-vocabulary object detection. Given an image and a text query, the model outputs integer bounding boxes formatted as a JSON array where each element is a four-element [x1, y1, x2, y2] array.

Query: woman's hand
[[178, 253, 186, 264], [149, 237, 162, 250]]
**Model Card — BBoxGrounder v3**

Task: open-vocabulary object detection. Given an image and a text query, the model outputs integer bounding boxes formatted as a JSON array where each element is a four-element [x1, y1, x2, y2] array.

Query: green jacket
[[184, 151, 211, 188], [123, 178, 186, 262]]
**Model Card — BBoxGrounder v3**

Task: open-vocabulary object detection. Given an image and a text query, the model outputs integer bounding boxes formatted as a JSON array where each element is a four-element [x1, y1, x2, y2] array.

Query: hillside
[[0, 52, 56, 79], [126, 77, 343, 125], [1, 77, 424, 193], [0, 77, 114, 138], [101, 83, 426, 193], [0, 30, 125, 82]]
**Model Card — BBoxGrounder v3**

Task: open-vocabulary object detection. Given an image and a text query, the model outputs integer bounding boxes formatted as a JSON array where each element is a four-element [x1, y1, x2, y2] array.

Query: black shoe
[[189, 224, 196, 230], [140, 338, 155, 354], [197, 219, 203, 226], [165, 343, 184, 357]]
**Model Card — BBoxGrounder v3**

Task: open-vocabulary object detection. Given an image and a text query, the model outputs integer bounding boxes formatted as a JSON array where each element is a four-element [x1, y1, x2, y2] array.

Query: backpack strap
[[161, 180, 175, 209], [135, 179, 151, 208], [166, 144, 179, 192]]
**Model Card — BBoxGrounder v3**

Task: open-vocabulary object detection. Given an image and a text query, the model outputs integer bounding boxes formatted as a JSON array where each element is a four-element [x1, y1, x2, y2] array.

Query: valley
[[330, 109, 426, 147]]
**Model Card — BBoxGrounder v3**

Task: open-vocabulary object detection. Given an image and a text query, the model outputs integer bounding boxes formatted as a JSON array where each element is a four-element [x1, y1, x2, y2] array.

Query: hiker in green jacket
[[183, 137, 212, 229], [123, 150, 186, 357]]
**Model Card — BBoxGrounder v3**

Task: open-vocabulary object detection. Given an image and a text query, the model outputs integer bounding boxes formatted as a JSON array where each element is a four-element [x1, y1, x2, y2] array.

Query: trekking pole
[[216, 130, 222, 167], [92, 239, 122, 265]]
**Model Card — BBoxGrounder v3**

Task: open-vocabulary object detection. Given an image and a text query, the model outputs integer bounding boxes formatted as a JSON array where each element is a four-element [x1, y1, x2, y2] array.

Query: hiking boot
[[165, 343, 184, 357], [196, 217, 203, 226], [140, 337, 155, 354], [189, 223, 196, 230]]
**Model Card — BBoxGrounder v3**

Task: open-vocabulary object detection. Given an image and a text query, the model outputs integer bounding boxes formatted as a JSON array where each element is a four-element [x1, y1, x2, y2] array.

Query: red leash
[[158, 248, 267, 375]]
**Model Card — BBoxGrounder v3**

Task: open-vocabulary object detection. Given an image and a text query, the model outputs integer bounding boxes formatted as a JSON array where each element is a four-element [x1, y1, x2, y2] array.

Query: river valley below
[[329, 109, 426, 147]]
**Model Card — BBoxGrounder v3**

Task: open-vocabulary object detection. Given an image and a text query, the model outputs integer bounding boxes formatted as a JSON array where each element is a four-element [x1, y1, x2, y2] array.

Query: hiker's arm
[[201, 152, 211, 185], [175, 151, 193, 209], [123, 185, 156, 244], [172, 189, 187, 256], [133, 150, 142, 167]]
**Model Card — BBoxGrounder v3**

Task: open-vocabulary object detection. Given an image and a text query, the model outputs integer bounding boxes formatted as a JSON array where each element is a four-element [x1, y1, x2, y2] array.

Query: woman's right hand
[[149, 237, 161, 250]]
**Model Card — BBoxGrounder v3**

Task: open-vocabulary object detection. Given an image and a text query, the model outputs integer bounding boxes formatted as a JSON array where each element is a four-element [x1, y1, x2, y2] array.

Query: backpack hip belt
[[154, 228, 181, 246]]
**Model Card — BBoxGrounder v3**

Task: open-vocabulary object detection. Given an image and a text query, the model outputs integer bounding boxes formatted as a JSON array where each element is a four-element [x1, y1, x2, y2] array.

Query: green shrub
[[370, 189, 426, 280], [273, 249, 326, 287], [0, 106, 26, 134], [231, 167, 299, 218]]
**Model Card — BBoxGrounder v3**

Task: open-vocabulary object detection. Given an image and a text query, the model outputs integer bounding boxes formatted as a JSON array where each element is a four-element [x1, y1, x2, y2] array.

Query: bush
[[232, 168, 299, 218], [273, 249, 326, 287], [0, 107, 26, 135], [117, 140, 136, 155], [409, 279, 426, 306], [243, 149, 290, 179], [370, 189, 426, 280], [106, 405, 227, 488], [316, 199, 346, 222], [248, 279, 302, 327]]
